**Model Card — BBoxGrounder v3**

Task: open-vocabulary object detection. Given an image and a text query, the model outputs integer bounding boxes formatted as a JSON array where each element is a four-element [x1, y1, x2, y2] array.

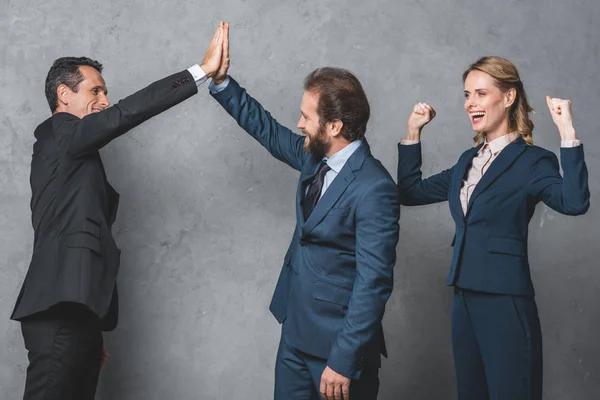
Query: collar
[[323, 139, 363, 173], [480, 131, 520, 155]]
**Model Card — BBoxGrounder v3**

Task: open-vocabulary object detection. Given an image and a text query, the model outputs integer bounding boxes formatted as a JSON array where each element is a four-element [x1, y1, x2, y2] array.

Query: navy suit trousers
[[452, 288, 543, 400], [275, 322, 380, 400]]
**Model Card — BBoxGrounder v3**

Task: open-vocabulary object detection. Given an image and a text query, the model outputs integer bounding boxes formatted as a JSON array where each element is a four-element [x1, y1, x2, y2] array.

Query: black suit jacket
[[11, 70, 197, 331]]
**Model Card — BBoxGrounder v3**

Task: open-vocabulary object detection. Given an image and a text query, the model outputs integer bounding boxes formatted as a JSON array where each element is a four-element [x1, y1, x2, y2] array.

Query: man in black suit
[[10, 21, 226, 400]]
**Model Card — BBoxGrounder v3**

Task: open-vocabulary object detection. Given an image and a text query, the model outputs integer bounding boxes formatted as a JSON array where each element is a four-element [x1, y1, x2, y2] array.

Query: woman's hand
[[546, 96, 576, 141], [407, 102, 436, 140]]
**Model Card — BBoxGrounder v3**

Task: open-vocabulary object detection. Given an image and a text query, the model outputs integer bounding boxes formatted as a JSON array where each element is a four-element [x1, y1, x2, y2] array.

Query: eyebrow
[[92, 85, 108, 95], [464, 88, 487, 93]]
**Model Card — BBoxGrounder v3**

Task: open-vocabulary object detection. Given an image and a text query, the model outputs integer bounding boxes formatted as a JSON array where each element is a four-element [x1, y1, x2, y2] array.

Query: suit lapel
[[301, 142, 369, 237], [296, 158, 321, 228], [450, 145, 481, 220], [465, 137, 527, 216], [302, 167, 356, 236]]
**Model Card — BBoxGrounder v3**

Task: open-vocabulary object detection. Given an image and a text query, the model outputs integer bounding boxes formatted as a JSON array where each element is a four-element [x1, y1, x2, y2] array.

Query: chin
[[471, 123, 486, 133]]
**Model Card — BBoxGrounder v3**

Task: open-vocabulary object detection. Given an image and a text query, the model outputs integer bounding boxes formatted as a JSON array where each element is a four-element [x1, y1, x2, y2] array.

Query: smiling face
[[59, 65, 110, 118], [297, 90, 331, 158], [463, 70, 515, 139]]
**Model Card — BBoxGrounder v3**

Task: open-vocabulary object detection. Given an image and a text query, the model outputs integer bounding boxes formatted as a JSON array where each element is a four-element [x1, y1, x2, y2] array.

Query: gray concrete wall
[[1, 0, 598, 398]]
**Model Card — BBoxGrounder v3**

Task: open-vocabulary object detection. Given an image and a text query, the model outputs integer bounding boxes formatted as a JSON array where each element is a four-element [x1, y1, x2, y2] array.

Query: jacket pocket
[[66, 233, 102, 256], [66, 218, 102, 256], [83, 217, 101, 238], [326, 207, 351, 217], [487, 236, 526, 256], [313, 281, 352, 307]]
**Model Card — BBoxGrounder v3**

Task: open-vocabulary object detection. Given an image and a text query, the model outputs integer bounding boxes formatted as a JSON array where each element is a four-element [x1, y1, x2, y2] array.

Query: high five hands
[[199, 21, 230, 81], [199, 21, 230, 83]]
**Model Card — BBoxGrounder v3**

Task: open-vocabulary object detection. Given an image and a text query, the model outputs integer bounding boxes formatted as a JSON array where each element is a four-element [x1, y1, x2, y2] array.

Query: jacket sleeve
[[210, 77, 308, 172], [54, 70, 198, 158], [397, 142, 454, 205], [327, 178, 400, 379], [530, 145, 590, 215]]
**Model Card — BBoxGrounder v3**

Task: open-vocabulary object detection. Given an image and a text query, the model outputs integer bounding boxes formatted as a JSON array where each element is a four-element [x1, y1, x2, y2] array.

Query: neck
[[484, 121, 510, 142], [325, 139, 353, 158]]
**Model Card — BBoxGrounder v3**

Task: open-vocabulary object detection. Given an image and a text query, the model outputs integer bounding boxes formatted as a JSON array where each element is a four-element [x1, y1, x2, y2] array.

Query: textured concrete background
[[1, 0, 598, 398]]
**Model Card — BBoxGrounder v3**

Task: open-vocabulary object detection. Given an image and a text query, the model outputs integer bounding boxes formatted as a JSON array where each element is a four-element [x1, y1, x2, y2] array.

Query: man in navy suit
[[210, 23, 399, 400]]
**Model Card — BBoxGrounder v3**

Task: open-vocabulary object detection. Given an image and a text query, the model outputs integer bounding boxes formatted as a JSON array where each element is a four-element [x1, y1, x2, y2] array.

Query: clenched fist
[[406, 102, 436, 140], [546, 96, 576, 141]]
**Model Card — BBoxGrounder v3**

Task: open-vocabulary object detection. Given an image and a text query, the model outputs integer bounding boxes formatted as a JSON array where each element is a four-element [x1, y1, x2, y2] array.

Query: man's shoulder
[[359, 155, 395, 183], [34, 113, 79, 139]]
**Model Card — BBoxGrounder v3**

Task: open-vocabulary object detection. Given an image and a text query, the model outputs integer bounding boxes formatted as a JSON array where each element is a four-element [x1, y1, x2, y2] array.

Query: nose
[[464, 96, 474, 111], [297, 116, 305, 129], [99, 94, 110, 108]]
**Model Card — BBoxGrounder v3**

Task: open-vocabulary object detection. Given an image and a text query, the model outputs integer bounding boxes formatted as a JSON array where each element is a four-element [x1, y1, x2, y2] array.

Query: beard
[[303, 124, 330, 159]]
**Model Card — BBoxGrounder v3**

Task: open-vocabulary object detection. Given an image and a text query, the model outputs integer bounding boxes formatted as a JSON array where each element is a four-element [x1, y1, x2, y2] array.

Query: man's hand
[[320, 366, 351, 400], [200, 21, 225, 78], [213, 21, 230, 85]]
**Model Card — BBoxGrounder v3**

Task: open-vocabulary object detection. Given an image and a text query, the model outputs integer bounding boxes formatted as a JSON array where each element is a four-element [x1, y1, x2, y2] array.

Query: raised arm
[[56, 22, 226, 158], [209, 23, 307, 171], [397, 102, 453, 205], [530, 96, 590, 215]]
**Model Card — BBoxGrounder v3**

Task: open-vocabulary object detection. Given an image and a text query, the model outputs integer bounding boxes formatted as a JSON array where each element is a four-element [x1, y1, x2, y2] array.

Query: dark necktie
[[302, 161, 331, 220]]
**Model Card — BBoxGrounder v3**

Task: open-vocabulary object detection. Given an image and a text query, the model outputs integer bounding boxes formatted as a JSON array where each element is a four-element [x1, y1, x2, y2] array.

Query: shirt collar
[[323, 140, 363, 173], [480, 132, 520, 155]]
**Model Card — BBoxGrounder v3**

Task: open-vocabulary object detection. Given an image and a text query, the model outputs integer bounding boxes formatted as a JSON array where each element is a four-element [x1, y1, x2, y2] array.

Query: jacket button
[[299, 239, 305, 247]]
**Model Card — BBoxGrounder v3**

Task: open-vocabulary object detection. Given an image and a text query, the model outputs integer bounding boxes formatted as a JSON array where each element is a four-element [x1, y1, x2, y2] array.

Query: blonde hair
[[462, 56, 534, 145]]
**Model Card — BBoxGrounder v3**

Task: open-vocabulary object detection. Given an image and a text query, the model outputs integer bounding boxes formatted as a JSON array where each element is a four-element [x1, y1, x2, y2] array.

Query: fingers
[[334, 384, 343, 400], [327, 382, 334, 400], [342, 383, 350, 400], [223, 21, 230, 59], [413, 102, 435, 118], [547, 96, 572, 116], [320, 379, 327, 400], [546, 95, 554, 112], [211, 21, 224, 46]]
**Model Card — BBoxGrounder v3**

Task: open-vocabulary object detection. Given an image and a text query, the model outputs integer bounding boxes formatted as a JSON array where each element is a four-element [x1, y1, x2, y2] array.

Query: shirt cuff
[[561, 139, 581, 148], [209, 76, 231, 94], [187, 64, 208, 87], [400, 139, 420, 145]]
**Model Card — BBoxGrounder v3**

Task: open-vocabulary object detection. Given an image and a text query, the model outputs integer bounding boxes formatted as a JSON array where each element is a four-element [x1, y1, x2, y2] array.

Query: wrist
[[199, 64, 214, 79], [559, 126, 576, 141], [406, 128, 421, 141], [212, 75, 227, 85]]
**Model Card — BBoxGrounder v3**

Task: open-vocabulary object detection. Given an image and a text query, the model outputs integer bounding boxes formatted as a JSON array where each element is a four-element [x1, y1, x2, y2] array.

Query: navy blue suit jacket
[[397, 137, 589, 296], [212, 78, 400, 379]]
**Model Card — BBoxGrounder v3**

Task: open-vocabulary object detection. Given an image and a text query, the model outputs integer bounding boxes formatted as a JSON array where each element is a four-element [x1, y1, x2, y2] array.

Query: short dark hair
[[45, 57, 103, 112], [304, 67, 370, 142]]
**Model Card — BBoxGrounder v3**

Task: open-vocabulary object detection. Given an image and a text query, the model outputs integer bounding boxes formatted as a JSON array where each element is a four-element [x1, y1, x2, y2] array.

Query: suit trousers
[[20, 303, 103, 400], [274, 321, 380, 400], [452, 288, 543, 400]]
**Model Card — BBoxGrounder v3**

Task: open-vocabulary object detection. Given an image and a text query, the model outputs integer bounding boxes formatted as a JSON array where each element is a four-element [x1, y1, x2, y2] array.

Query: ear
[[327, 120, 344, 138], [57, 84, 70, 106], [504, 88, 516, 109]]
